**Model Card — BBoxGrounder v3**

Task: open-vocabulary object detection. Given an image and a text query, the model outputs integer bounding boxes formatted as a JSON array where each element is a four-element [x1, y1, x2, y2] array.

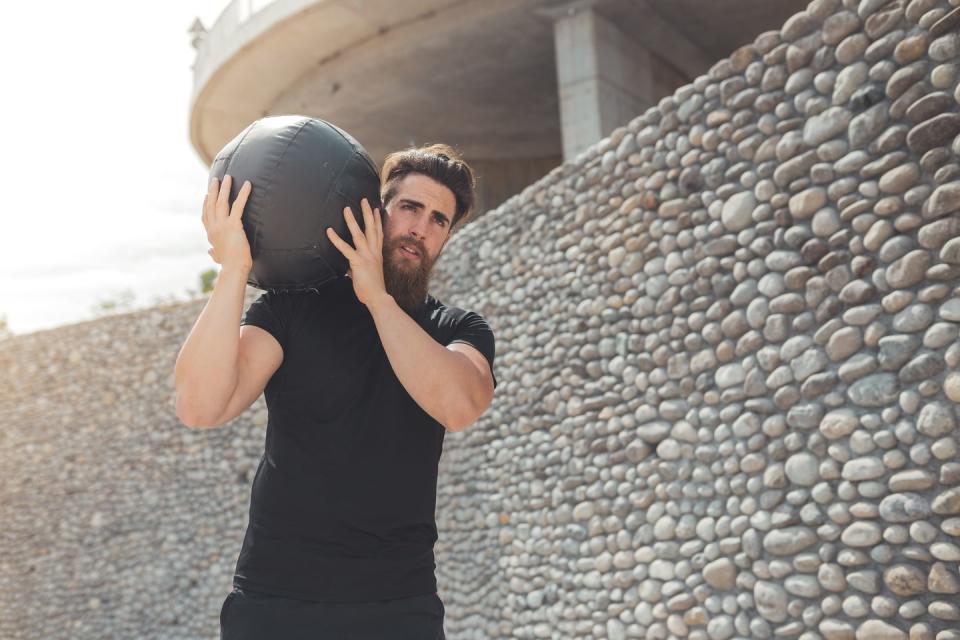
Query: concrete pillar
[[551, 4, 655, 161]]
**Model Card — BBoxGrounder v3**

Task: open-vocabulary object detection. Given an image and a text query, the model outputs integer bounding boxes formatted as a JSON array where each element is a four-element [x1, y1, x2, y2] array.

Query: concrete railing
[[190, 0, 290, 97]]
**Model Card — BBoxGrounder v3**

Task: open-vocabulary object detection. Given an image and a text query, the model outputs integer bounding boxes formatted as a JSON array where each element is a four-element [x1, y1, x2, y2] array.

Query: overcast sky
[[0, 1, 232, 335]]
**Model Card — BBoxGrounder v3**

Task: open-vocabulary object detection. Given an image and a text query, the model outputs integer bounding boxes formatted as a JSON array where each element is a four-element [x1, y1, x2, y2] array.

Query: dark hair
[[380, 143, 476, 232]]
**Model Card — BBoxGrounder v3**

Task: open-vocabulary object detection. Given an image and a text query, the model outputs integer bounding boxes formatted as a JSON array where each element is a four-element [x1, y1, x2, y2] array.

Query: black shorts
[[219, 587, 446, 640]]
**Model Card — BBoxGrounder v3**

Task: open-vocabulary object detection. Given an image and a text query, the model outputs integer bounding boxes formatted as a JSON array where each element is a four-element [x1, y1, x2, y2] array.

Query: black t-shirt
[[231, 275, 497, 603]]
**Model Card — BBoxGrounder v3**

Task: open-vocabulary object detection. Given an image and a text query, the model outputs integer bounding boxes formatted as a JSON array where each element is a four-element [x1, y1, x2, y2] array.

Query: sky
[[0, 1, 233, 335]]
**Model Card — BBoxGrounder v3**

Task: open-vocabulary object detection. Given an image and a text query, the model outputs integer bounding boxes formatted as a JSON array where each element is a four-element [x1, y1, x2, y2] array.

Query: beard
[[382, 235, 436, 314]]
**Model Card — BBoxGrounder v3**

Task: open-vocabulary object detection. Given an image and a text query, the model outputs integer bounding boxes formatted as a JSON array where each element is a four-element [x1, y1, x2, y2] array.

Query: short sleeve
[[241, 291, 299, 352], [447, 311, 498, 389]]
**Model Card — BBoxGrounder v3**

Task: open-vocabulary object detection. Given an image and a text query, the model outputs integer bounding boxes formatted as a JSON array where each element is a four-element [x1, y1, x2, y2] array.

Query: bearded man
[[175, 144, 498, 639]]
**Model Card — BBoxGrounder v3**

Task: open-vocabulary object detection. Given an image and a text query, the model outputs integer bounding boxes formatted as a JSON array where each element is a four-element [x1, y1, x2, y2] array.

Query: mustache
[[394, 236, 426, 256]]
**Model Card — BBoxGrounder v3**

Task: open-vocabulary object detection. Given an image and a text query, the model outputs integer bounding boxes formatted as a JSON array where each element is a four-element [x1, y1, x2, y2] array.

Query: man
[[174, 144, 497, 639]]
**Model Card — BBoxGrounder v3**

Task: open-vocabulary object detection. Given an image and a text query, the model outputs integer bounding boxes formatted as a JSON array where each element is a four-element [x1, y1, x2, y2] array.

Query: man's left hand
[[326, 197, 388, 308]]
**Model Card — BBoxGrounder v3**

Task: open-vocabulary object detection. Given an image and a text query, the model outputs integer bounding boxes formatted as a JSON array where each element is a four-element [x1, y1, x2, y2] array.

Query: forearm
[[367, 292, 480, 431], [174, 266, 249, 425]]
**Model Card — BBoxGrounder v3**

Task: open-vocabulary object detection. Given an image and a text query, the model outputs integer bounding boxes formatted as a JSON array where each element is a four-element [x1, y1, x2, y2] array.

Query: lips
[[400, 244, 420, 258]]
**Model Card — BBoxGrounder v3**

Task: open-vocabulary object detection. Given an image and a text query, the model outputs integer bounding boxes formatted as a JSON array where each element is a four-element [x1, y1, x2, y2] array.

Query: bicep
[[446, 342, 495, 411], [211, 324, 284, 427]]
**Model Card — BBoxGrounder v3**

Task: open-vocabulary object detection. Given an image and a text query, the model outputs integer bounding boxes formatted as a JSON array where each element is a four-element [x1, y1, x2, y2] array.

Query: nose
[[409, 216, 430, 240]]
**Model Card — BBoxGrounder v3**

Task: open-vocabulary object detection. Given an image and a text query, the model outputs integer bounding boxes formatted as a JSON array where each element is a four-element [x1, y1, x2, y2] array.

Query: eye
[[434, 215, 447, 226]]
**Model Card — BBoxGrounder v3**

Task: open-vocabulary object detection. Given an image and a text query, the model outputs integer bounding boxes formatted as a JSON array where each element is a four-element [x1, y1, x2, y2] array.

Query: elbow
[[442, 408, 468, 433], [176, 408, 204, 430], [446, 384, 494, 433], [179, 413, 223, 430], [443, 419, 465, 433], [174, 392, 198, 428], [443, 402, 481, 433], [175, 395, 221, 430]]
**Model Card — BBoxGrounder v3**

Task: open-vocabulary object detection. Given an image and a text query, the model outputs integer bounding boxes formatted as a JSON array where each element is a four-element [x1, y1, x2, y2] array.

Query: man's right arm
[[174, 266, 283, 429]]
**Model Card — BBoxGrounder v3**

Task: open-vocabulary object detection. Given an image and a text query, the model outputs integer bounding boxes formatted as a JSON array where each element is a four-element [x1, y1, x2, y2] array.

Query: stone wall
[[0, 295, 269, 639], [428, 1, 960, 638], [3, 0, 960, 638]]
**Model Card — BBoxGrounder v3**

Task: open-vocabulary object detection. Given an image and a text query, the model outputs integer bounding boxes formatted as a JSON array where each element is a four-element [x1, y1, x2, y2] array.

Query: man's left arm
[[325, 200, 494, 432], [367, 292, 495, 432]]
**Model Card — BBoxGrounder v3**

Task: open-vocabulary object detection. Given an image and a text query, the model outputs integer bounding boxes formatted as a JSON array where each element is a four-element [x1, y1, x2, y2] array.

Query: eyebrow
[[398, 198, 451, 225]]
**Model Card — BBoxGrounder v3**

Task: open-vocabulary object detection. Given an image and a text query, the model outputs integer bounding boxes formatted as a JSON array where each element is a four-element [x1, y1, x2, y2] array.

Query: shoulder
[[261, 276, 351, 305], [423, 293, 470, 322], [255, 288, 312, 309], [421, 293, 493, 333]]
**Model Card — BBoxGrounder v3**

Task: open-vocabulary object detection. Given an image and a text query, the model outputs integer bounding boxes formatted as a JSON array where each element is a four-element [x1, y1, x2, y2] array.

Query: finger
[[326, 226, 356, 261], [342, 206, 366, 251], [203, 177, 218, 226], [365, 201, 382, 250], [231, 180, 252, 220], [201, 194, 210, 228], [360, 198, 376, 251], [216, 174, 233, 218]]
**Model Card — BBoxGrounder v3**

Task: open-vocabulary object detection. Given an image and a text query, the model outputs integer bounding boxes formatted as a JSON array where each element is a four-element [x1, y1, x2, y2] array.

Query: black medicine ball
[[209, 115, 382, 292]]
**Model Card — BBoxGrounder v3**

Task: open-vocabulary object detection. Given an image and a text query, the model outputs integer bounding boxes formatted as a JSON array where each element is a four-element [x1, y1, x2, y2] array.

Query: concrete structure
[[551, 6, 658, 161], [188, 0, 805, 213]]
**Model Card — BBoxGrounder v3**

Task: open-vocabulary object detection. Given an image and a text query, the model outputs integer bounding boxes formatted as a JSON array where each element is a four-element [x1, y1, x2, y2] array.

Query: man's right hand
[[203, 175, 253, 271]]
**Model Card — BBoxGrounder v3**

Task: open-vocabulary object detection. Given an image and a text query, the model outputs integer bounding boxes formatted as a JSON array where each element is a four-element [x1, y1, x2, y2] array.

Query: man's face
[[380, 173, 456, 313]]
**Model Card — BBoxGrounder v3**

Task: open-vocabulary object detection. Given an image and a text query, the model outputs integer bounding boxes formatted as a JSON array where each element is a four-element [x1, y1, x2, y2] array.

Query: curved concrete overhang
[[190, 0, 556, 166], [190, 0, 806, 167]]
